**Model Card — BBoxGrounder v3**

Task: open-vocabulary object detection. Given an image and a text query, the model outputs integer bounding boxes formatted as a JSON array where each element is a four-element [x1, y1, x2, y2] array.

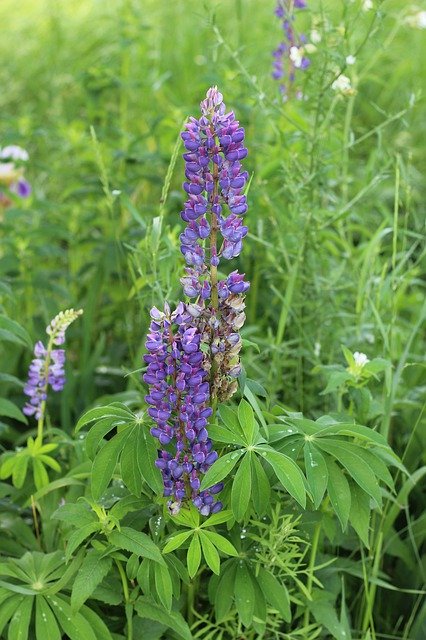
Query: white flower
[[406, 11, 426, 29], [310, 29, 322, 44], [346, 55, 356, 65], [289, 46, 304, 69], [331, 74, 353, 95], [0, 145, 29, 162], [362, 0, 373, 10], [314, 342, 321, 357], [353, 352, 370, 368]]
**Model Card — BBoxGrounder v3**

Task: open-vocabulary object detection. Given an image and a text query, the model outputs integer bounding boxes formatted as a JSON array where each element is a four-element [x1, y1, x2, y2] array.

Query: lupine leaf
[[237, 399, 256, 445], [45, 594, 97, 640], [304, 443, 328, 509], [231, 452, 252, 521], [71, 550, 112, 612], [153, 562, 173, 611], [259, 448, 307, 507], [348, 481, 371, 547], [75, 404, 133, 433], [325, 456, 351, 531], [35, 596, 61, 640], [7, 594, 33, 640], [218, 405, 245, 438], [257, 567, 291, 621], [65, 523, 100, 562], [215, 563, 237, 621], [0, 399, 27, 424], [91, 429, 131, 500], [199, 531, 221, 574], [79, 604, 114, 640], [250, 454, 271, 515], [316, 440, 382, 507], [134, 597, 192, 640], [234, 562, 255, 627], [108, 527, 165, 565], [163, 531, 193, 554], [187, 535, 201, 579], [85, 418, 121, 460], [202, 531, 238, 556]]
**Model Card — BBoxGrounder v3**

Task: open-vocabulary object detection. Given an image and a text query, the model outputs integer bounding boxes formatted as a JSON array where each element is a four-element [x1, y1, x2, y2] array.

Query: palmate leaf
[[91, 429, 131, 500], [199, 532, 221, 575], [237, 399, 257, 445], [45, 594, 98, 640], [257, 447, 307, 508], [108, 527, 165, 565], [325, 457, 351, 531], [251, 455, 271, 514], [348, 481, 371, 547], [187, 535, 201, 579], [234, 562, 255, 627], [71, 550, 112, 612], [231, 452, 252, 521], [134, 597, 192, 640], [304, 443, 328, 509], [316, 439, 382, 508], [75, 403, 133, 433], [153, 562, 173, 611], [200, 450, 244, 491], [215, 563, 237, 621], [7, 594, 33, 639], [36, 596, 61, 640], [257, 567, 291, 622], [0, 595, 24, 636]]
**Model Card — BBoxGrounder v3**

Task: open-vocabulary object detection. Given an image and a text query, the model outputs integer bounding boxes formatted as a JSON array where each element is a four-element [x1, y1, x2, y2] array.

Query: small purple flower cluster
[[0, 145, 31, 204], [180, 87, 250, 300], [272, 1, 310, 99], [23, 309, 83, 420], [23, 343, 65, 418], [144, 304, 223, 516]]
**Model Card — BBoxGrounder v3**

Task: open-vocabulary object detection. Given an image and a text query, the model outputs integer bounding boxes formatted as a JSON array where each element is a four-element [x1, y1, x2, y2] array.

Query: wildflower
[[310, 29, 321, 44], [353, 352, 369, 368], [23, 309, 83, 420], [346, 351, 370, 378], [362, 0, 373, 10], [332, 74, 356, 96], [144, 304, 222, 516], [272, 1, 310, 99], [406, 11, 426, 29], [346, 54, 356, 65], [0, 145, 31, 202]]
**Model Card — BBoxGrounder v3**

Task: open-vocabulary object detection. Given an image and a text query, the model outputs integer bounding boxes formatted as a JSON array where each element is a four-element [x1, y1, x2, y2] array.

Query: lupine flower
[[23, 309, 83, 419], [144, 88, 250, 515], [0, 145, 31, 202], [272, 1, 310, 99], [144, 304, 223, 516]]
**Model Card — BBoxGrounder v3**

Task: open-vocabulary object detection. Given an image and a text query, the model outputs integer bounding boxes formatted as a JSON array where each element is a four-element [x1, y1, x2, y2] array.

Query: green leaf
[[7, 595, 33, 640], [163, 531, 193, 554], [134, 427, 163, 494], [45, 594, 97, 640], [154, 562, 173, 611], [316, 440, 382, 508], [351, 445, 394, 490], [207, 424, 246, 446], [65, 523, 100, 562], [237, 399, 257, 445], [187, 535, 201, 579], [0, 596, 23, 635], [71, 550, 112, 612], [349, 481, 371, 547], [35, 596, 61, 640], [202, 531, 238, 557], [75, 404, 133, 433], [199, 532, 220, 574], [12, 455, 30, 489], [325, 456, 351, 531], [91, 429, 130, 500], [304, 443, 328, 509], [85, 418, 120, 460], [259, 448, 307, 508], [108, 527, 164, 565], [200, 450, 243, 491], [215, 563, 237, 621], [234, 562, 255, 627], [321, 371, 352, 394], [33, 458, 49, 490], [231, 452, 252, 521], [257, 567, 291, 621], [79, 604, 114, 640], [0, 399, 27, 424], [134, 597, 192, 640], [52, 502, 96, 528], [251, 454, 271, 515], [120, 426, 144, 495], [201, 510, 234, 528], [218, 405, 245, 439], [0, 317, 32, 348]]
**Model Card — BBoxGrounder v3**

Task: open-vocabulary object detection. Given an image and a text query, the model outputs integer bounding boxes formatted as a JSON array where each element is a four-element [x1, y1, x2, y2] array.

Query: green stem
[[187, 579, 195, 627], [37, 334, 54, 443], [303, 519, 322, 627], [116, 560, 133, 640]]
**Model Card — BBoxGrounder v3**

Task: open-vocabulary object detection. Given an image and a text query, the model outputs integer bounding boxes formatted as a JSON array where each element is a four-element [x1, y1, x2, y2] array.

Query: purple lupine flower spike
[[23, 309, 83, 419], [272, 1, 310, 99], [144, 305, 222, 515]]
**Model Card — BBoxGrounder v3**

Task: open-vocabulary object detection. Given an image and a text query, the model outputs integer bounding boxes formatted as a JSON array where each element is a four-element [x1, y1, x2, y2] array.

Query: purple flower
[[144, 304, 222, 516], [0, 145, 31, 201], [23, 309, 83, 420], [272, 1, 310, 99]]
